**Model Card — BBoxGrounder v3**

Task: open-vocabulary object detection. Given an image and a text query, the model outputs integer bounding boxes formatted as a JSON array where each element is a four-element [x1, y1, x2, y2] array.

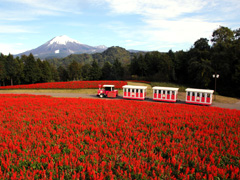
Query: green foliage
[[81, 64, 92, 80], [188, 58, 212, 88], [68, 60, 82, 80], [112, 58, 124, 80], [101, 61, 113, 80], [0, 53, 59, 86], [187, 40, 212, 88], [5, 54, 18, 85], [23, 53, 41, 84], [0, 54, 7, 86], [47, 46, 133, 69], [57, 66, 68, 81], [89, 60, 102, 80], [130, 51, 173, 82], [100, 46, 131, 65], [210, 26, 240, 97], [37, 59, 52, 82], [211, 26, 234, 46]]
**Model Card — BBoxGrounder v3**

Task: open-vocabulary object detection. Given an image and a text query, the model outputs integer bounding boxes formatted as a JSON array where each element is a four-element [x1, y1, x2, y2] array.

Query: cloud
[[101, 0, 239, 51], [0, 25, 35, 33], [0, 0, 84, 21], [104, 0, 206, 17], [1, 0, 239, 53], [143, 18, 219, 43], [0, 43, 26, 55]]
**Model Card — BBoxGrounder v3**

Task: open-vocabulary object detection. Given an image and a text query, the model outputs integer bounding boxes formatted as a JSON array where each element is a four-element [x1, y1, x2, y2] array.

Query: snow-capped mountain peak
[[16, 35, 108, 59], [48, 35, 81, 46]]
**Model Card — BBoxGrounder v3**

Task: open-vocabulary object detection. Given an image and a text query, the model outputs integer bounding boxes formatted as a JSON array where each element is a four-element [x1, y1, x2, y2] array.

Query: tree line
[[0, 26, 239, 97], [0, 53, 125, 86], [130, 26, 240, 97], [0, 54, 59, 86]]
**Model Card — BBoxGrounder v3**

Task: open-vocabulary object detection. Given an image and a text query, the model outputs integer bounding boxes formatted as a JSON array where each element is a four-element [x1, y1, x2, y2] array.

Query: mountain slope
[[47, 46, 137, 68], [16, 35, 107, 59]]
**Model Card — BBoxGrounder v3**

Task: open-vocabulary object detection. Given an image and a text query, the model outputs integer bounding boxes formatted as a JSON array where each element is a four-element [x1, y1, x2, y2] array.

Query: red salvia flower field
[[0, 94, 239, 179], [0, 81, 127, 90]]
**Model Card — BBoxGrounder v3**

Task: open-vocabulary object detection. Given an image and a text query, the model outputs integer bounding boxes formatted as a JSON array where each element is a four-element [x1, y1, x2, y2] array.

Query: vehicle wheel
[[100, 94, 103, 98]]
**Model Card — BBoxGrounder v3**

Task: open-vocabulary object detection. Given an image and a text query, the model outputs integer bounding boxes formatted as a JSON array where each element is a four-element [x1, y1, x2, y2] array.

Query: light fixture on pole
[[212, 73, 219, 101]]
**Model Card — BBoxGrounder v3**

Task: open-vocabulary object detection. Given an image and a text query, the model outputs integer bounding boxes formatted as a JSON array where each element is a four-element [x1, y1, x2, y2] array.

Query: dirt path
[[1, 92, 240, 110]]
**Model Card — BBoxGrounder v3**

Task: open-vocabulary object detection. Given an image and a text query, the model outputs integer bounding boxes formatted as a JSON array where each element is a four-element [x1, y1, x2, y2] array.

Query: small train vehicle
[[122, 85, 147, 100], [185, 88, 214, 105], [97, 85, 118, 98], [97, 84, 214, 106], [153, 86, 179, 102]]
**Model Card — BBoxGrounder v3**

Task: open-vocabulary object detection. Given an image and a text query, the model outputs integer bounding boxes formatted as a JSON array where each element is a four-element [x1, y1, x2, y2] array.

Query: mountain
[[47, 46, 142, 68], [16, 35, 108, 59]]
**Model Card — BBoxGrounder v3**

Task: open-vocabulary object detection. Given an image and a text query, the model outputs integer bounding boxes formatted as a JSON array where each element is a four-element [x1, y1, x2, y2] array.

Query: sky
[[0, 0, 239, 55]]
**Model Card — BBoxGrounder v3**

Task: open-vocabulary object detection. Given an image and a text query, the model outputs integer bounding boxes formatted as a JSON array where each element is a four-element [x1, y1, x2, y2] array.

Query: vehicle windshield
[[105, 87, 113, 91]]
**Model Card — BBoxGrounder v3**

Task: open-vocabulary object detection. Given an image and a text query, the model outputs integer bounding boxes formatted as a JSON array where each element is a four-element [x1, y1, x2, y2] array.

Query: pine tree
[[68, 60, 82, 80], [89, 60, 101, 80], [5, 54, 18, 85], [23, 53, 40, 84]]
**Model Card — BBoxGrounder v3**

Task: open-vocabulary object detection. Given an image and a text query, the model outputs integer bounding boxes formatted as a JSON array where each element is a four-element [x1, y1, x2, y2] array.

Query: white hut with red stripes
[[152, 86, 179, 102], [122, 85, 147, 100], [185, 88, 214, 105]]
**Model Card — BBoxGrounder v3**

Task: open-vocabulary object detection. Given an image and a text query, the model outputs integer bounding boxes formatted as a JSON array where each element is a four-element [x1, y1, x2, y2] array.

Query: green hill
[[46, 46, 140, 68]]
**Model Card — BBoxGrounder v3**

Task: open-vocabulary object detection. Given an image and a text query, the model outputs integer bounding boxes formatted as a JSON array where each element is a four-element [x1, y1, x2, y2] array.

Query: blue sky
[[0, 0, 239, 55]]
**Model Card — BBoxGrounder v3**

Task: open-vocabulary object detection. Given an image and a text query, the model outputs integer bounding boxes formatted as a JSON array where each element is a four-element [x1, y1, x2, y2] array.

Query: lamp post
[[212, 73, 219, 101]]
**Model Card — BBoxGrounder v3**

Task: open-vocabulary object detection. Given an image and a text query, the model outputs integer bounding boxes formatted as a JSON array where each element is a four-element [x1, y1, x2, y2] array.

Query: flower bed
[[0, 94, 239, 179], [0, 81, 127, 90]]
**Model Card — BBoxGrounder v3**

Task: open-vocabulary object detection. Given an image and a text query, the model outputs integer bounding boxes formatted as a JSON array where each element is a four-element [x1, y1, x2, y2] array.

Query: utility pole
[[212, 72, 219, 101]]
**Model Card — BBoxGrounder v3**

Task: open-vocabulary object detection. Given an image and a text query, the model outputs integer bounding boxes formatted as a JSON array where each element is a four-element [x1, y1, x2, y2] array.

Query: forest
[[0, 26, 239, 97]]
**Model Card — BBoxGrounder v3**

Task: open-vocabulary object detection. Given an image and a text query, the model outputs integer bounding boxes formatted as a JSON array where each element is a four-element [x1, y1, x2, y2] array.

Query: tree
[[193, 38, 210, 51], [101, 61, 113, 80], [145, 52, 160, 76], [36, 59, 44, 82], [231, 28, 240, 97], [14, 57, 24, 85], [211, 26, 234, 46], [37, 59, 52, 82], [155, 53, 173, 82], [23, 54, 41, 84], [68, 60, 82, 80], [188, 58, 212, 88], [57, 66, 68, 81], [82, 64, 91, 80], [0, 54, 6, 86], [174, 50, 190, 84], [112, 58, 124, 80], [137, 54, 147, 77], [89, 60, 101, 80], [130, 55, 140, 77], [168, 50, 177, 81], [187, 38, 212, 88], [49, 64, 59, 82], [130, 54, 147, 77], [211, 26, 236, 96], [5, 54, 18, 85]]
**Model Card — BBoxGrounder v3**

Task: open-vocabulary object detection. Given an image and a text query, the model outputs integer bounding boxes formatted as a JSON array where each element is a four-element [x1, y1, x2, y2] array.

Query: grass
[[213, 94, 239, 104], [150, 82, 188, 92], [127, 81, 153, 97], [0, 82, 239, 104]]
